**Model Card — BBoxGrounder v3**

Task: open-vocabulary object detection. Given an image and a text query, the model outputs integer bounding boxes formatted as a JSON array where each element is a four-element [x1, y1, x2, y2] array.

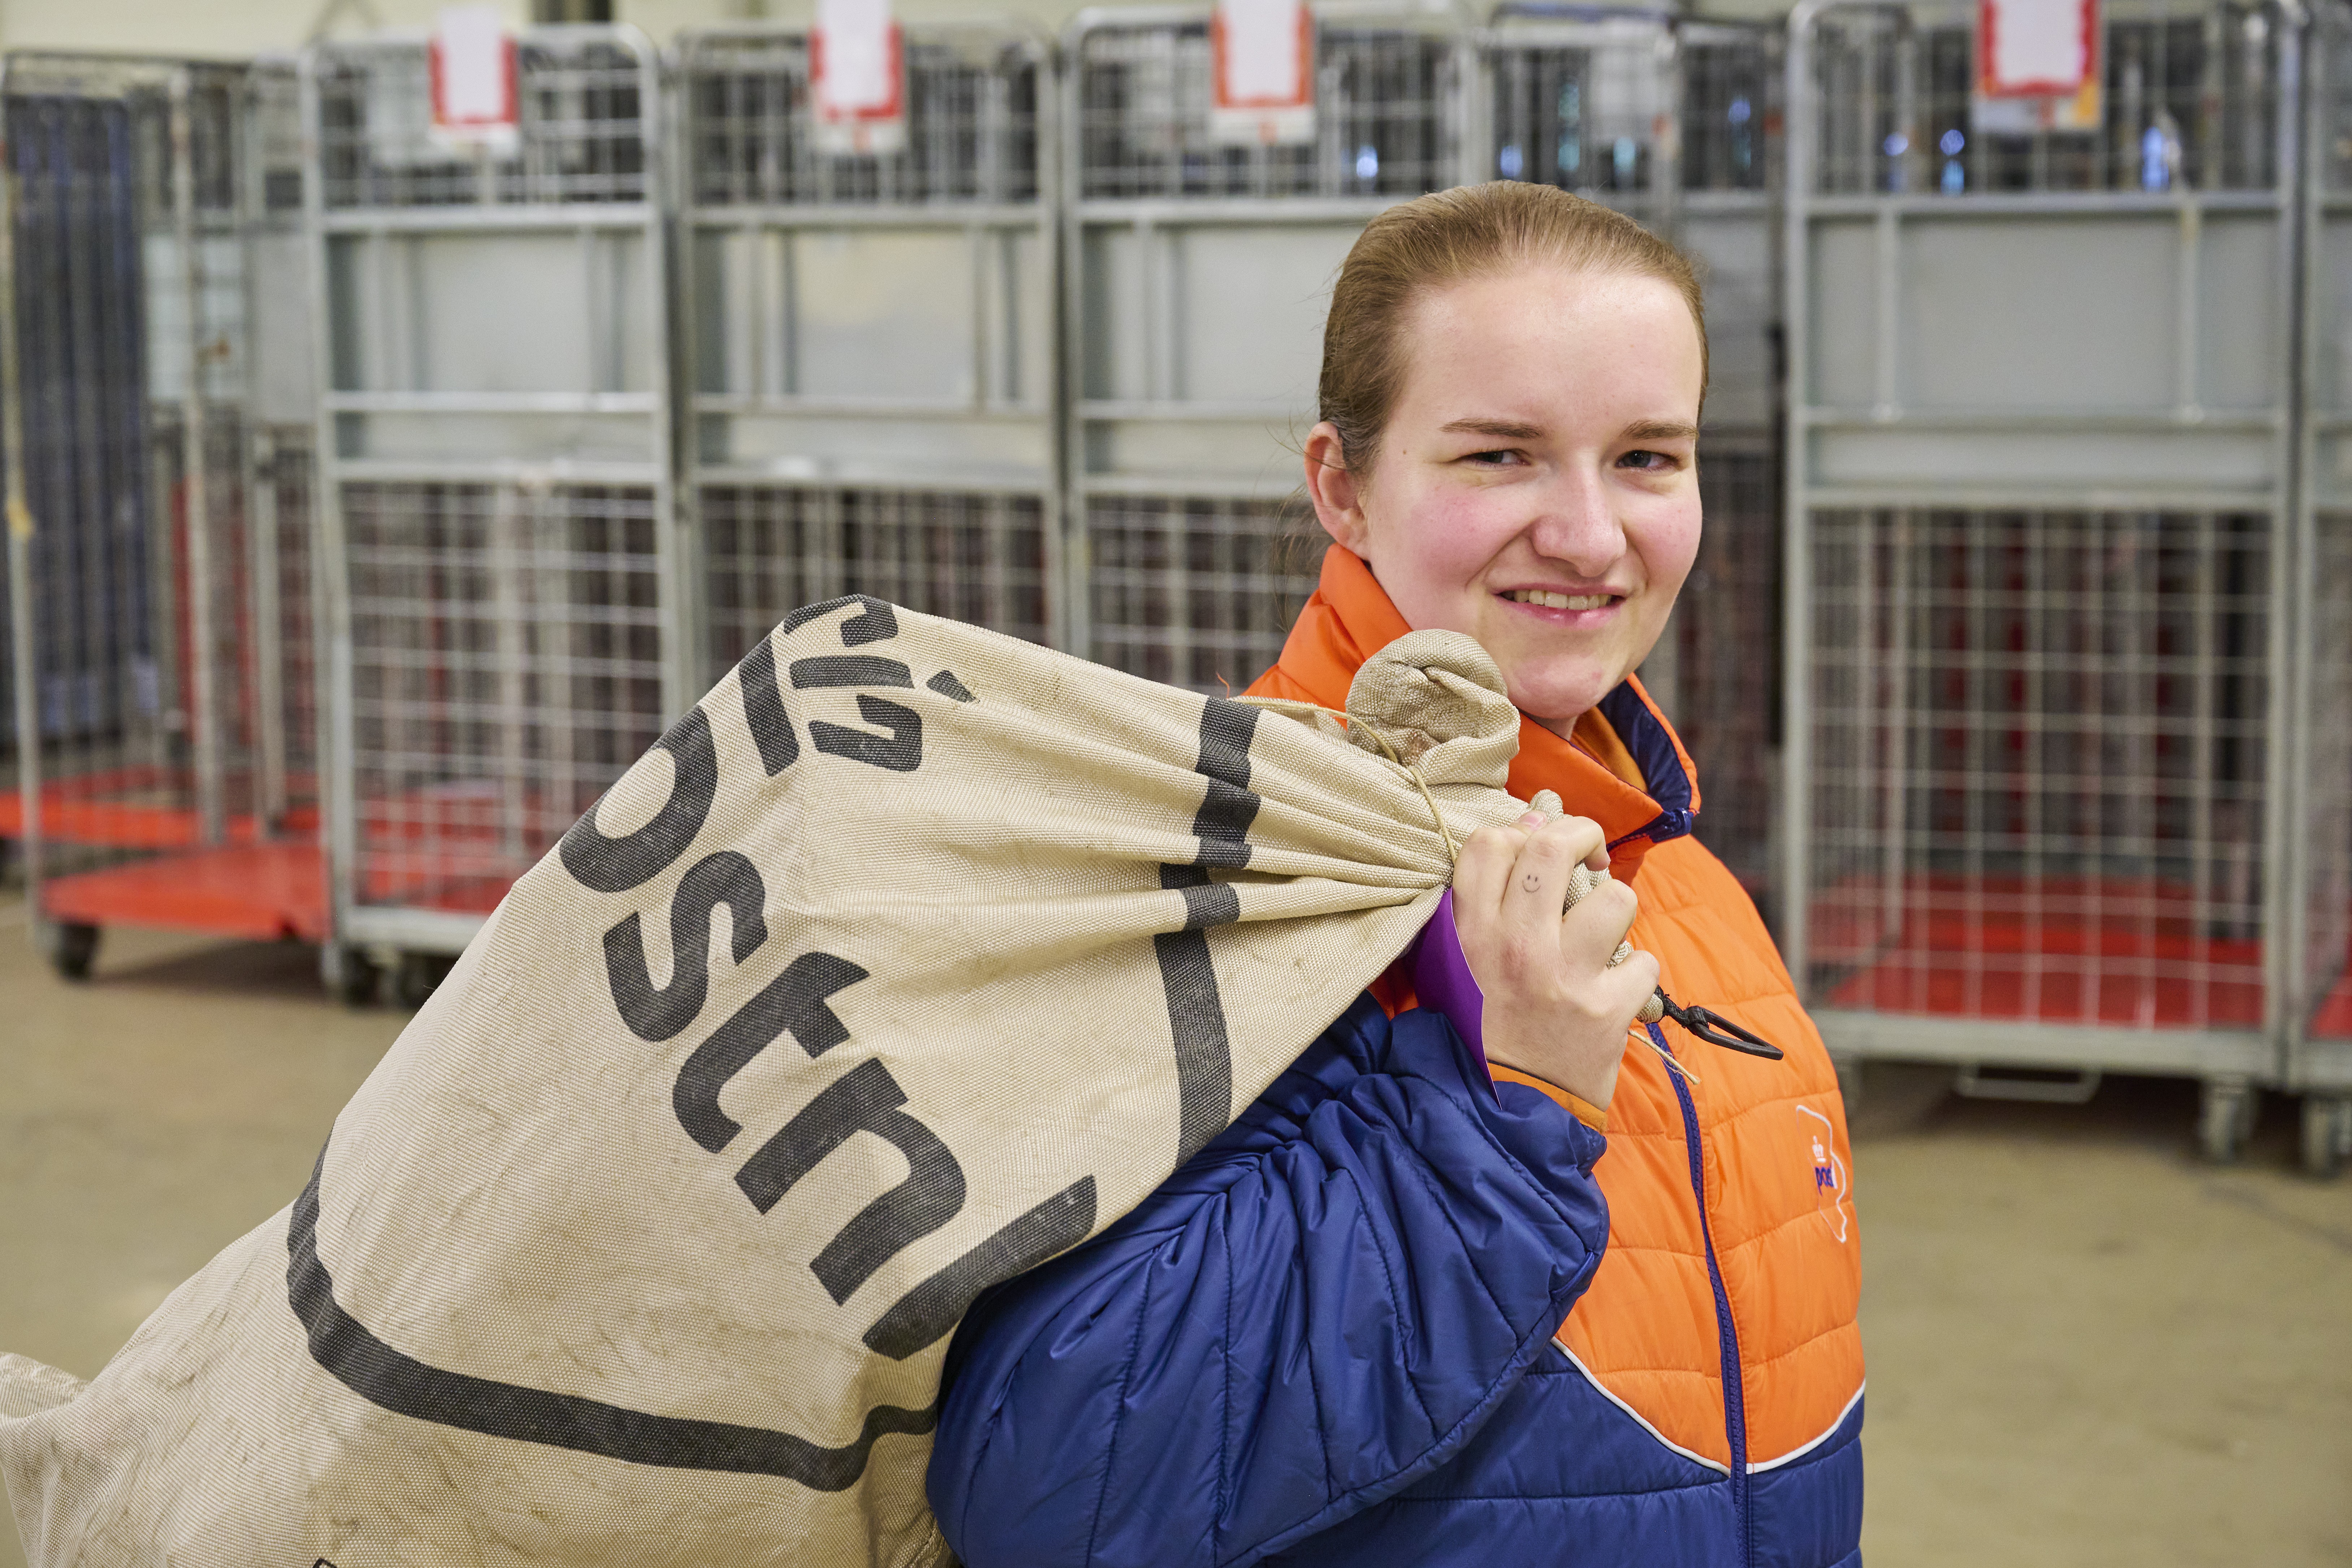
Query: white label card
[[817, 0, 899, 116], [433, 5, 513, 131], [1218, 0, 1307, 106], [1211, 0, 1314, 147], [1981, 0, 2096, 95]]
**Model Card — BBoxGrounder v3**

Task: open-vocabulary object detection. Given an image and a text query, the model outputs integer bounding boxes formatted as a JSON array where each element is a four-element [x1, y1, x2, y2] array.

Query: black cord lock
[[1652, 986, 1785, 1061]]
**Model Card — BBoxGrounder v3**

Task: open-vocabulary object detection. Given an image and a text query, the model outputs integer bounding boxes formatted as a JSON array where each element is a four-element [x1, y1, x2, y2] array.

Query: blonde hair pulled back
[[1318, 181, 1708, 481]]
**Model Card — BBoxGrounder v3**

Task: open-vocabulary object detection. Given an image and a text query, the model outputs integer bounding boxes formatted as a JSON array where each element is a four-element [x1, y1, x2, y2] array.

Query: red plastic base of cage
[[37, 841, 331, 944], [0, 767, 319, 849], [1815, 874, 2266, 1030]]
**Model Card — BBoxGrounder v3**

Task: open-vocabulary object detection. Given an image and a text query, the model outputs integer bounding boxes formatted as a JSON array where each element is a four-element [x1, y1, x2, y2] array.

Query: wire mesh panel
[[1810, 0, 2284, 196], [306, 27, 675, 969], [1083, 496, 1319, 690], [341, 481, 663, 912], [1075, 9, 1460, 199], [1479, 11, 1785, 913], [1067, 2, 1470, 690], [1807, 507, 2269, 1026], [1678, 441, 1783, 902], [701, 488, 1049, 674], [1785, 0, 2299, 1104], [1, 56, 323, 972], [313, 37, 648, 207], [676, 23, 1058, 678], [3, 85, 157, 767]]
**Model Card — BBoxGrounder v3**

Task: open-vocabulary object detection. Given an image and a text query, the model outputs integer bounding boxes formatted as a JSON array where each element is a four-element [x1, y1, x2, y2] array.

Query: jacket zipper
[[1653, 1021, 1750, 1565]]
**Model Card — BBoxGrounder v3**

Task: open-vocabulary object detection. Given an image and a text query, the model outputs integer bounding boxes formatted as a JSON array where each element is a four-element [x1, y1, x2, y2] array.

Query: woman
[[928, 182, 1864, 1567]]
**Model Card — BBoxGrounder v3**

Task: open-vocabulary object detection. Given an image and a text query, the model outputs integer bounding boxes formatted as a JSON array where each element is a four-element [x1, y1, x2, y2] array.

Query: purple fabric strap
[[1406, 888, 1490, 1080]]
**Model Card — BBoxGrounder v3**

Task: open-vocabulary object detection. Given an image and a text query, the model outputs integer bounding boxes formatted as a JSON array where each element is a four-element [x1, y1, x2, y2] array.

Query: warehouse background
[[0, 0, 2348, 1561]]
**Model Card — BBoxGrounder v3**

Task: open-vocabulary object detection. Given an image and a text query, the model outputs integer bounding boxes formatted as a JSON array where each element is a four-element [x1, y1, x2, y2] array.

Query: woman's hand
[[1451, 811, 1659, 1113]]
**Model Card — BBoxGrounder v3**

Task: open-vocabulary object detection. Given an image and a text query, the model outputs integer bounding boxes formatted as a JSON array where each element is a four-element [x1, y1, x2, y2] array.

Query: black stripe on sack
[[1159, 865, 1241, 932], [790, 655, 915, 691], [1154, 699, 1262, 1165], [1190, 698, 1259, 868], [285, 1149, 933, 1490], [862, 1177, 1098, 1361], [781, 595, 898, 645]]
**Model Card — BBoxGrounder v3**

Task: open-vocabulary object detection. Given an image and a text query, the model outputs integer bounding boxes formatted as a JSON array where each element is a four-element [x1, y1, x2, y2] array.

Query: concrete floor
[[1, 895, 2348, 1567]]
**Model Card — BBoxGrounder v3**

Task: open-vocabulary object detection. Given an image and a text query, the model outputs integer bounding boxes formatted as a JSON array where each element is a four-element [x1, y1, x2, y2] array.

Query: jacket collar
[[1249, 547, 1700, 881]]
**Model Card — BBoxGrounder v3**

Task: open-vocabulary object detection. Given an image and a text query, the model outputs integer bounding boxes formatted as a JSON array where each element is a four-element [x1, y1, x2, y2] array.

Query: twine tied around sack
[[1236, 629, 1667, 1020], [1236, 692, 1467, 861], [1238, 628, 1524, 865], [1237, 631, 1638, 954]]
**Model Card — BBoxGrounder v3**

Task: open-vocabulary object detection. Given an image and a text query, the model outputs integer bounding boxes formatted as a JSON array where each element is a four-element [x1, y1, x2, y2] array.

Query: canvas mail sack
[[0, 598, 1542, 1568]]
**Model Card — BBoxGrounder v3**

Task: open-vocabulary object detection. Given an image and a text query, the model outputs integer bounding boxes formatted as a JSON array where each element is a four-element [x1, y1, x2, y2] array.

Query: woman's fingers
[[1454, 815, 1609, 920], [1452, 815, 1539, 921], [1446, 811, 1657, 1111], [1559, 876, 1640, 973], [1497, 816, 1605, 949], [1455, 814, 1622, 991], [1599, 945, 1663, 1017]]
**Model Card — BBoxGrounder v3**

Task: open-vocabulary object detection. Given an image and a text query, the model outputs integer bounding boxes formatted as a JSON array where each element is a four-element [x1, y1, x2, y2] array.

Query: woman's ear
[[1303, 422, 1371, 557]]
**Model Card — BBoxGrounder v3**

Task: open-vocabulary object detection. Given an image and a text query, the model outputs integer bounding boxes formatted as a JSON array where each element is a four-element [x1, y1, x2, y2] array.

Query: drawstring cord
[[1634, 1022, 1700, 1084]]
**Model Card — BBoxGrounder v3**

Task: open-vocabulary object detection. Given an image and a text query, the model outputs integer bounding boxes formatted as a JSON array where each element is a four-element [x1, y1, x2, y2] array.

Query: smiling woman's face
[[1305, 264, 1706, 728]]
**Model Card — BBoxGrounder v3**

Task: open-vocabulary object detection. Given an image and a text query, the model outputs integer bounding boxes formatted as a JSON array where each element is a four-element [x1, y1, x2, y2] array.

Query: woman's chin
[[1504, 670, 1619, 731]]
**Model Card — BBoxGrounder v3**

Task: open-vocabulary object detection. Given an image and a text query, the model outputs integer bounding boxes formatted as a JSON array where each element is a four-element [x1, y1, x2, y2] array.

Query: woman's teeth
[[1506, 588, 1612, 610]]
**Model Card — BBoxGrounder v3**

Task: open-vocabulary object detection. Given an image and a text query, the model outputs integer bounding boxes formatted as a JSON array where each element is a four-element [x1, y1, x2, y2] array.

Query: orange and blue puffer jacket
[[929, 547, 1864, 1567]]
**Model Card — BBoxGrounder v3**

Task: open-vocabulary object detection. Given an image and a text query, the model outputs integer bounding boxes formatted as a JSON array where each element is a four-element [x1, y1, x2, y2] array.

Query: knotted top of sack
[[1341, 630, 1521, 792]]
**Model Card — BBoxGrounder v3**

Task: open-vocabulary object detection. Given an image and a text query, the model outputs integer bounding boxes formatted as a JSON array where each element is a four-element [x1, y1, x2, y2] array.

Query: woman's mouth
[[1497, 586, 1626, 630], [1502, 588, 1617, 612]]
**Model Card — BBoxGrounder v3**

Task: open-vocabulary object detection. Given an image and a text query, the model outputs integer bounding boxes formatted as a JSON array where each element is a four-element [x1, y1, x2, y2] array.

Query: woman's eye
[[1618, 449, 1677, 471], [1463, 449, 1521, 467]]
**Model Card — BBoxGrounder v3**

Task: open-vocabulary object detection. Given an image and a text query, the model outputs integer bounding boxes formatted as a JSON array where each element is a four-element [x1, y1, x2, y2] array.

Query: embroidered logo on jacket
[[1795, 1104, 1850, 1243]]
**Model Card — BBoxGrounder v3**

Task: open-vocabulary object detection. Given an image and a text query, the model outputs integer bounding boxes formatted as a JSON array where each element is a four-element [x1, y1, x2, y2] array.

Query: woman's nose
[[1522, 472, 1625, 576]]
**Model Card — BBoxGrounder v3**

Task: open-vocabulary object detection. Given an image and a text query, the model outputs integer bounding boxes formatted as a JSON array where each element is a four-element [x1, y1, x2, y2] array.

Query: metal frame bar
[[1, 56, 43, 951], [239, 65, 290, 834], [169, 65, 227, 848]]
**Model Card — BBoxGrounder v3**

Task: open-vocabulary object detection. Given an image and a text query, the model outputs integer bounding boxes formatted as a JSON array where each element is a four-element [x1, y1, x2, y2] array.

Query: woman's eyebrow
[[1624, 419, 1700, 442], [1439, 417, 1544, 440]]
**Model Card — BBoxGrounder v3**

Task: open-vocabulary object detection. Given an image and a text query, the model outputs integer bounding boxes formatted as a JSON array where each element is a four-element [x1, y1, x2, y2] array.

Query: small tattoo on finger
[[1521, 874, 1541, 894]]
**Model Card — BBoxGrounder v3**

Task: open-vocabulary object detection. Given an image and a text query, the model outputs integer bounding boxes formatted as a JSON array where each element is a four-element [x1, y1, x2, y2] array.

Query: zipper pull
[[1651, 986, 1785, 1061]]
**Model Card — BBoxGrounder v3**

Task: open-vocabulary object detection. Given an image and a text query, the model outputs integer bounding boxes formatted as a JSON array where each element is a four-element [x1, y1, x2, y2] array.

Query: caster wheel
[[393, 951, 452, 1009], [48, 921, 100, 981], [324, 943, 381, 1008], [2304, 1095, 2351, 1180], [2198, 1079, 2253, 1165]]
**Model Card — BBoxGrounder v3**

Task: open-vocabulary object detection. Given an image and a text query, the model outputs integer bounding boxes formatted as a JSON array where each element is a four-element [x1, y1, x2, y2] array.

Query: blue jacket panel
[[927, 995, 1864, 1568], [1274, 1359, 1865, 1567], [1747, 1394, 1868, 1568]]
